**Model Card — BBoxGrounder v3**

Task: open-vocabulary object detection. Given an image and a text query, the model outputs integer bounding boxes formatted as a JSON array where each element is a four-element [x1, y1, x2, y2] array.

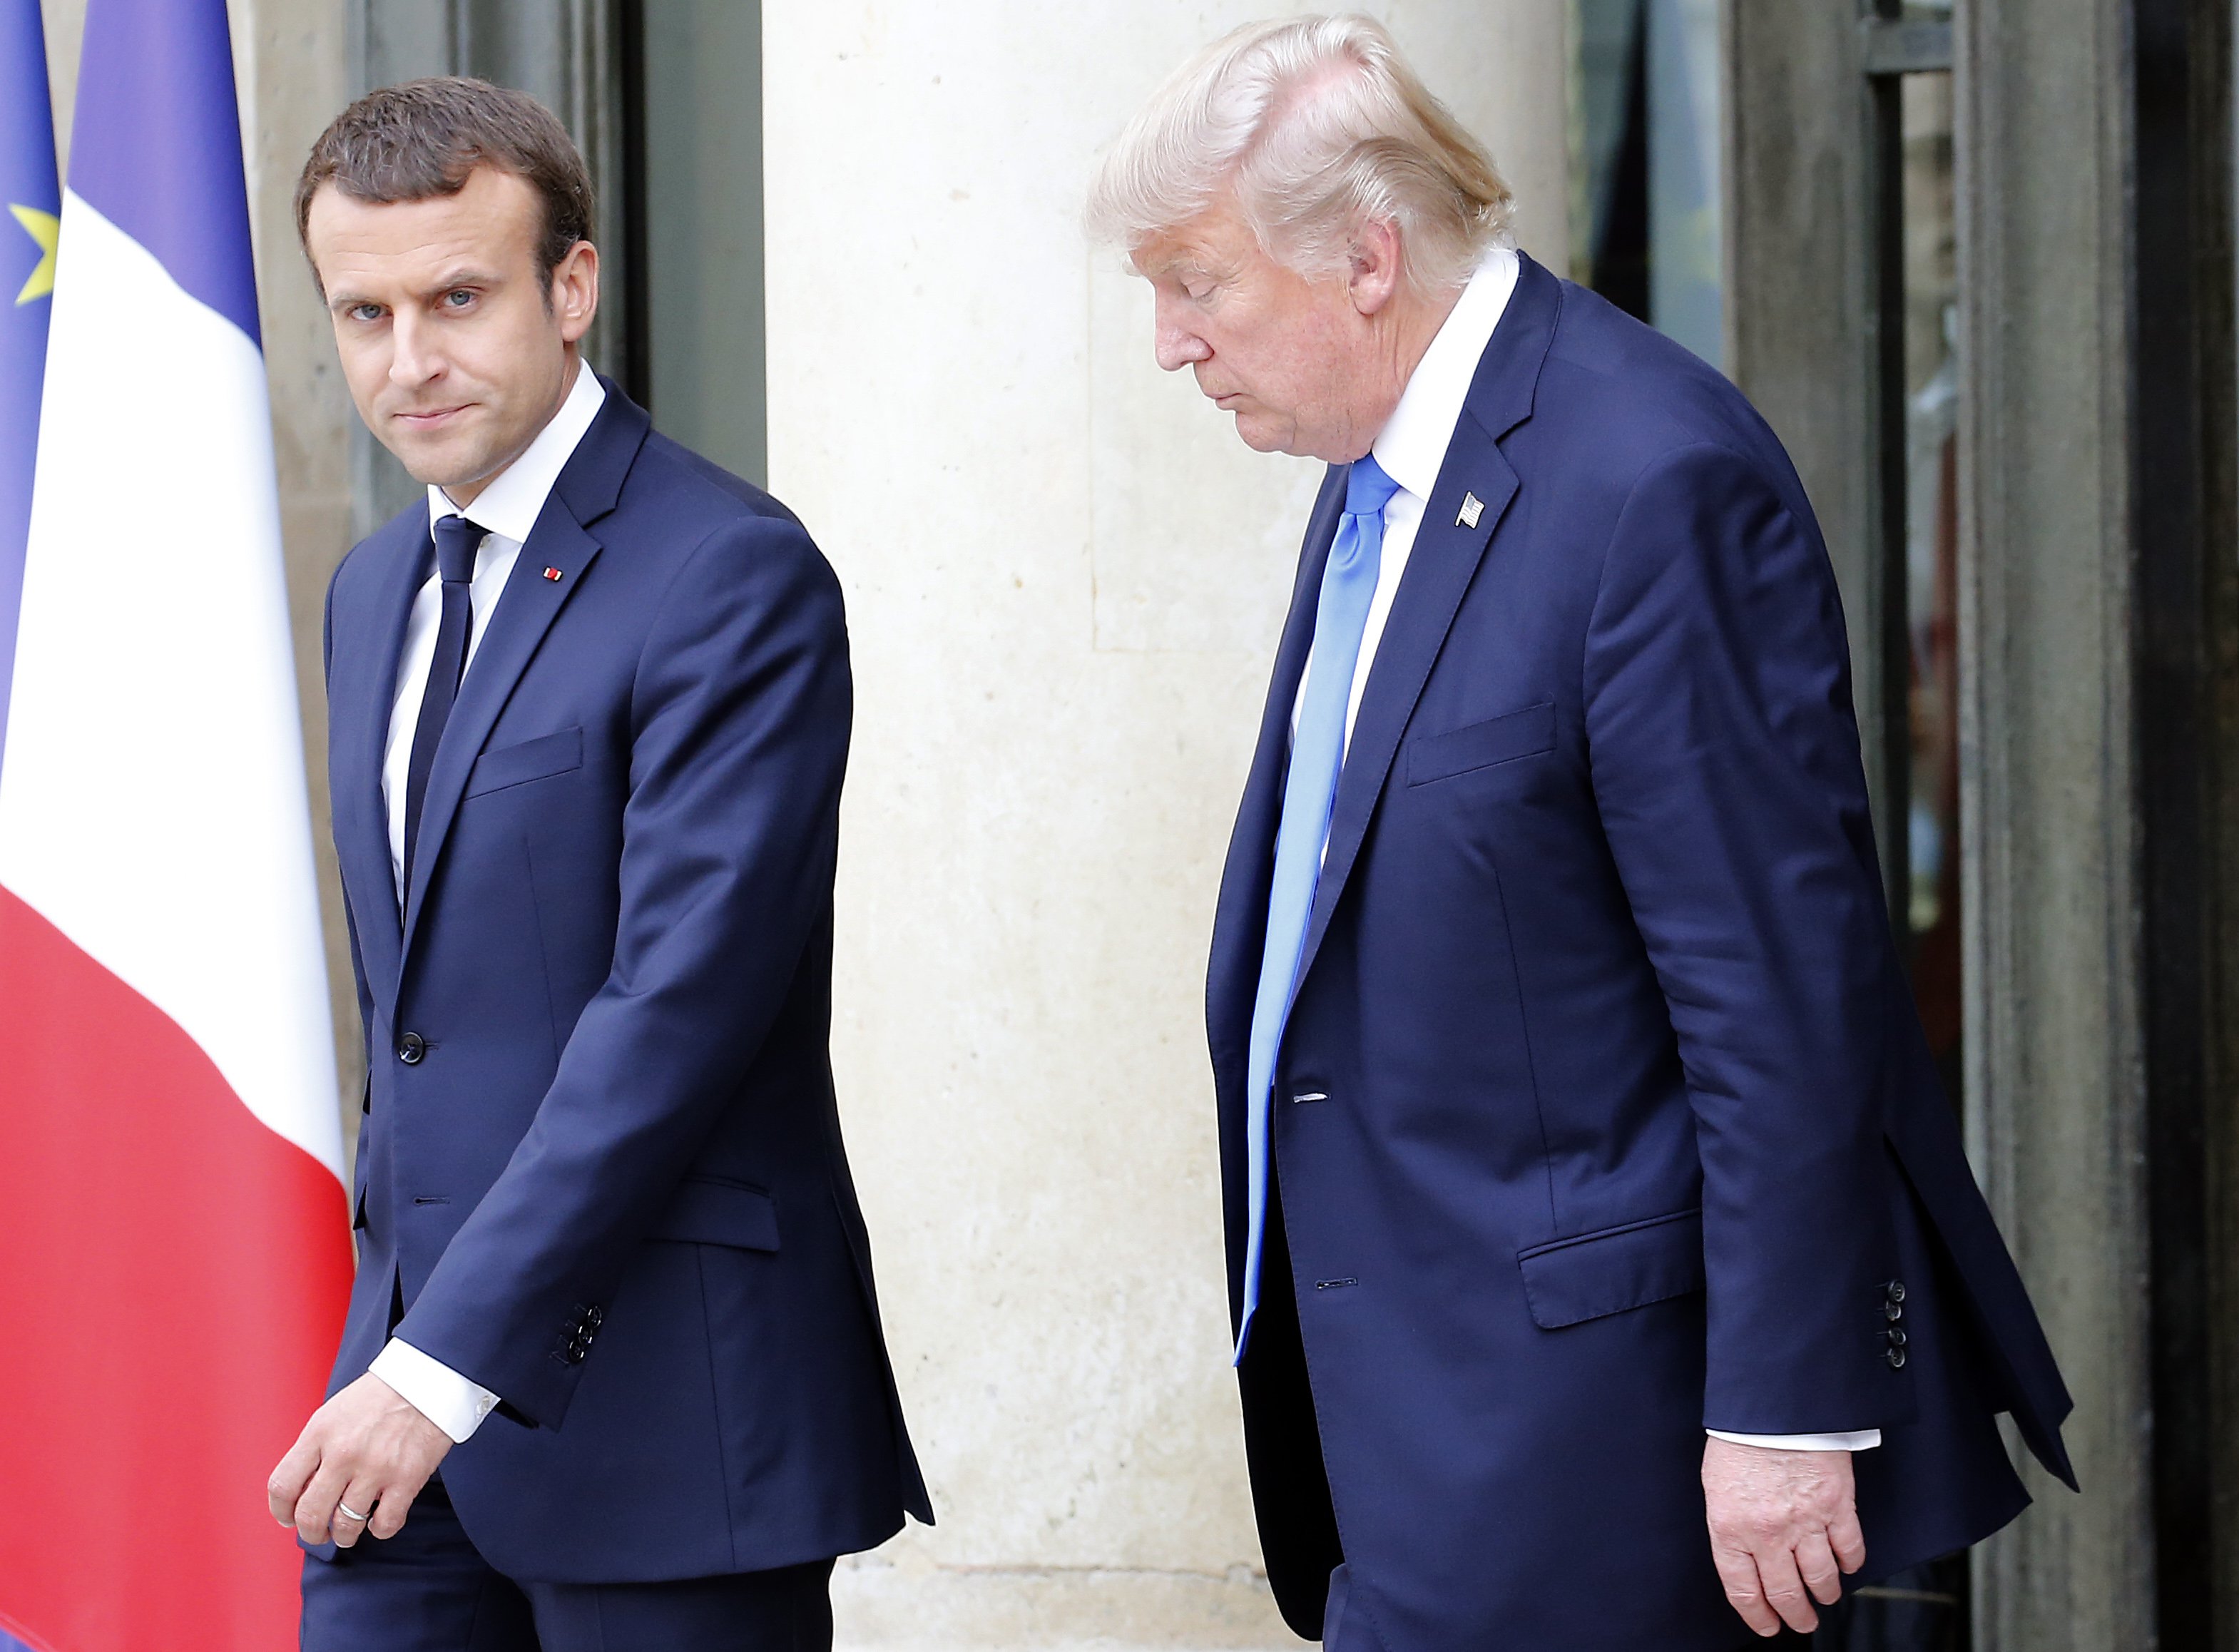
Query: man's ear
[[1348, 218, 1405, 317], [552, 240, 600, 345]]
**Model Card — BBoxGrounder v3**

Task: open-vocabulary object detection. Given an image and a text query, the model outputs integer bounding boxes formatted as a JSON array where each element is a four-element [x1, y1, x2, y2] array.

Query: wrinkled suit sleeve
[[1583, 441, 1904, 1434]]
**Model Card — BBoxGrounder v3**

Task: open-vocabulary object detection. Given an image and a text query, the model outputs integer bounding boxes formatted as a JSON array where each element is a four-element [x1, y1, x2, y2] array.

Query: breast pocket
[[464, 727, 583, 799], [1406, 701, 1557, 785]]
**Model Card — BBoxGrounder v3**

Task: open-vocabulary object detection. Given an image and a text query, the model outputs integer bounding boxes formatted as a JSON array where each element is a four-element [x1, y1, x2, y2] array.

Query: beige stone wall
[[230, 0, 363, 1124], [760, 5, 1570, 1647]]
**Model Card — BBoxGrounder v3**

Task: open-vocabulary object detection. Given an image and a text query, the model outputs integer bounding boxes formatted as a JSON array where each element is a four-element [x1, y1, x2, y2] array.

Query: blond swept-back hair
[[1086, 14, 1513, 293]]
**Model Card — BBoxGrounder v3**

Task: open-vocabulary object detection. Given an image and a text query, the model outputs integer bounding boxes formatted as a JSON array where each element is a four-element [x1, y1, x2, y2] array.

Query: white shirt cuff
[[1707, 1428, 1882, 1452], [369, 1337, 501, 1444]]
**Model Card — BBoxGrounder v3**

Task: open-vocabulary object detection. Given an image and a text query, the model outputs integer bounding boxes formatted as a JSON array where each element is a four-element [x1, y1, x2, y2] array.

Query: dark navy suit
[[312, 382, 928, 1638], [1208, 257, 2073, 1650]]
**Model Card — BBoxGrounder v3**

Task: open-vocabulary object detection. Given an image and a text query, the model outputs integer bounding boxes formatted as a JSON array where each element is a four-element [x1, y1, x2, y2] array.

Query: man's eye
[[349, 303, 383, 322], [444, 290, 475, 308]]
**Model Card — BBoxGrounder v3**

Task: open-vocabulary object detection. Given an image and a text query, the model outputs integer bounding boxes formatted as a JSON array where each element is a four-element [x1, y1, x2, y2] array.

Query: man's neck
[[440, 351, 581, 511], [1384, 280, 1467, 414], [1337, 280, 1467, 464]]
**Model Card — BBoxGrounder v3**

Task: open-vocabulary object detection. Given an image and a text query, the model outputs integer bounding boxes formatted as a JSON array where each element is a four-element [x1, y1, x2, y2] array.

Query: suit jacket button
[[1886, 1345, 1908, 1370], [397, 1032, 427, 1064], [1884, 1279, 1907, 1305]]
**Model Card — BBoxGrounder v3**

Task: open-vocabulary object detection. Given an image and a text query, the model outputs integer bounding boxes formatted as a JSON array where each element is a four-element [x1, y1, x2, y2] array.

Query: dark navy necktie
[[401, 513, 484, 889]]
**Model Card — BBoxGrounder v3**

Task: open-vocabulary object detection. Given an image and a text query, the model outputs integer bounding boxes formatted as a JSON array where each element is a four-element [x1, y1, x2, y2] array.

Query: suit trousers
[[300, 1477, 835, 1652]]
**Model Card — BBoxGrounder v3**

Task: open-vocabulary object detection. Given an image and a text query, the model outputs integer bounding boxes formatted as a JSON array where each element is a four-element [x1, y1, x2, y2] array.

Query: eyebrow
[[1138, 248, 1213, 282]]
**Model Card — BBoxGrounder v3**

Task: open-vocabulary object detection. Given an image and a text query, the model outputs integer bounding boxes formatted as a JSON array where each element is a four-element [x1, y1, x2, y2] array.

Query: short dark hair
[[295, 77, 594, 293]]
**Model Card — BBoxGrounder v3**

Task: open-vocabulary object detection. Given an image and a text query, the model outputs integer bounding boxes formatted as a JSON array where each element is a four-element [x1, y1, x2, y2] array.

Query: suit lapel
[[327, 512, 430, 1004], [1287, 253, 1566, 1008], [1205, 466, 1347, 1079], [399, 514, 601, 950], [397, 387, 651, 964], [1292, 429, 1516, 991]]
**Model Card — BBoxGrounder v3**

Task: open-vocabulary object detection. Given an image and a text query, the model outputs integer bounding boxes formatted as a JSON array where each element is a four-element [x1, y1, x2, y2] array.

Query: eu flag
[[0, 0, 53, 766]]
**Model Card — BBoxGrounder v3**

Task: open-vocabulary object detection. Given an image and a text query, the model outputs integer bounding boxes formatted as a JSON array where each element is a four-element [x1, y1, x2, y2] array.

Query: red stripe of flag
[[0, 884, 350, 1651]]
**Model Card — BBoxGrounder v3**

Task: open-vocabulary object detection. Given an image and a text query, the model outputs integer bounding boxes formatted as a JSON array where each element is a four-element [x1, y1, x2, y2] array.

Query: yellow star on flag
[[11, 205, 56, 305]]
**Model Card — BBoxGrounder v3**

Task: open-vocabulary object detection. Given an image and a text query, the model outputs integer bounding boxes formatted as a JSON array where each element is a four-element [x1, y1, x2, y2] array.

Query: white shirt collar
[[1371, 246, 1521, 502], [425, 361, 608, 544]]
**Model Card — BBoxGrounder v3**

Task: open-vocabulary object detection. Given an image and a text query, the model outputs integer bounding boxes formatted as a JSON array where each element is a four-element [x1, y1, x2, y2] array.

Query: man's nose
[[1153, 302, 1210, 373], [387, 314, 444, 386]]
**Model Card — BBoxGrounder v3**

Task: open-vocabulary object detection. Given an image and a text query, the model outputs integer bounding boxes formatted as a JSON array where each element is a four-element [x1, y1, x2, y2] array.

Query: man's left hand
[[267, 1372, 452, 1548], [1702, 1436, 1866, 1636]]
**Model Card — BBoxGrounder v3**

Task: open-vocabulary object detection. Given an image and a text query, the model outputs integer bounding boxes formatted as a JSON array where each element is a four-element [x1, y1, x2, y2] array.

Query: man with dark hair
[[267, 78, 930, 1650]]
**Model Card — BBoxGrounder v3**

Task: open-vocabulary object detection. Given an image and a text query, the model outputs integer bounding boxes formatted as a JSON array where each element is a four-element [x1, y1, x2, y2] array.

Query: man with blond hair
[[1091, 16, 2072, 1648]]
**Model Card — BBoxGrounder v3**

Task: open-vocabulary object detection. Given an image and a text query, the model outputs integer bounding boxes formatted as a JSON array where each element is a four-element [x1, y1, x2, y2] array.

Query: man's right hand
[[267, 1372, 452, 1548], [1702, 1436, 1866, 1636]]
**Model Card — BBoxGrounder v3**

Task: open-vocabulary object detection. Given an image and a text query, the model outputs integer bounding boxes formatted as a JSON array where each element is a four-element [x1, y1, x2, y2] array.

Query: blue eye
[[444, 290, 474, 308]]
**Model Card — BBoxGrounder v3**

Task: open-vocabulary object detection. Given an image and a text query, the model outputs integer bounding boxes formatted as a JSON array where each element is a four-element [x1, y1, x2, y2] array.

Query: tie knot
[[1345, 452, 1400, 518], [432, 514, 483, 584]]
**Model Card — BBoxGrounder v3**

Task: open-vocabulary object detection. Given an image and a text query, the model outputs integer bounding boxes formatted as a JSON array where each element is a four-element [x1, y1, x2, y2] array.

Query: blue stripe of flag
[[68, 0, 260, 345]]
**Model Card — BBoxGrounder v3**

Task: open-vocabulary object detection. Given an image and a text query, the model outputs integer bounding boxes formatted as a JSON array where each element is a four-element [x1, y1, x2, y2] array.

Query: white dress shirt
[[365, 362, 605, 1444], [379, 364, 606, 897], [1300, 248, 1877, 1456]]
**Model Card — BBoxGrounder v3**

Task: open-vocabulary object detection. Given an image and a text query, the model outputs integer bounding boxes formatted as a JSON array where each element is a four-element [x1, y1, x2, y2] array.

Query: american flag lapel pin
[[1457, 492, 1484, 529], [543, 566, 564, 581]]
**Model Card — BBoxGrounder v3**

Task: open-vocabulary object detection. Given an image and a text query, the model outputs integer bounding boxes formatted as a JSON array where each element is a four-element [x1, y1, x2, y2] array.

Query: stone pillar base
[[835, 1554, 1297, 1652]]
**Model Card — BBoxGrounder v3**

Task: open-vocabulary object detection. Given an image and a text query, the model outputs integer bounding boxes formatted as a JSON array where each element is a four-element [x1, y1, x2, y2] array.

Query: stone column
[[759, 4, 1569, 1647], [1957, 0, 2156, 1644], [233, 0, 362, 1136]]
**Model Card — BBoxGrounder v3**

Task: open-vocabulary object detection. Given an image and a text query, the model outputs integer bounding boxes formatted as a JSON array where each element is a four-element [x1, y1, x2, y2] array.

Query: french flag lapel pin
[[543, 566, 564, 582]]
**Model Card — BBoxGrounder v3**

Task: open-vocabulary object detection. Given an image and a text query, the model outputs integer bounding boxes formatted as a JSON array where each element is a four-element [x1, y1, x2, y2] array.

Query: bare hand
[[1702, 1437, 1866, 1636], [267, 1372, 452, 1548]]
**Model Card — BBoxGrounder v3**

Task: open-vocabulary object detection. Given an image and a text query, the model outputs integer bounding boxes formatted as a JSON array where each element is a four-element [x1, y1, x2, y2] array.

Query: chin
[[1232, 417, 1291, 455], [391, 438, 484, 493]]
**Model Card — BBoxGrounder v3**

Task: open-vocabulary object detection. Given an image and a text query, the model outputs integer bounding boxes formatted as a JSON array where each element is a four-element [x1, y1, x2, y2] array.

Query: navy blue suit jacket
[[1207, 258, 2072, 1648], [321, 382, 930, 1584]]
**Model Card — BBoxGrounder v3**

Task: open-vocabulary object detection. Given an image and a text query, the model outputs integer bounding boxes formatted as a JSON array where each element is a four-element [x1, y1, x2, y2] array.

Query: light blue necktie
[[1236, 454, 1401, 1362]]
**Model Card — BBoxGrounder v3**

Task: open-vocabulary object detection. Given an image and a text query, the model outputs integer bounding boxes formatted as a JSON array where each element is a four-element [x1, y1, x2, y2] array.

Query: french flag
[[0, 1, 352, 1648]]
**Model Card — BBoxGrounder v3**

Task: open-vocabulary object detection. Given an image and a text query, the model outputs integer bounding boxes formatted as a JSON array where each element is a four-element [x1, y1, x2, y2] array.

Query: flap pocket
[[465, 727, 583, 799], [648, 1177, 780, 1252], [1407, 702, 1556, 785], [1517, 1208, 1703, 1329]]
